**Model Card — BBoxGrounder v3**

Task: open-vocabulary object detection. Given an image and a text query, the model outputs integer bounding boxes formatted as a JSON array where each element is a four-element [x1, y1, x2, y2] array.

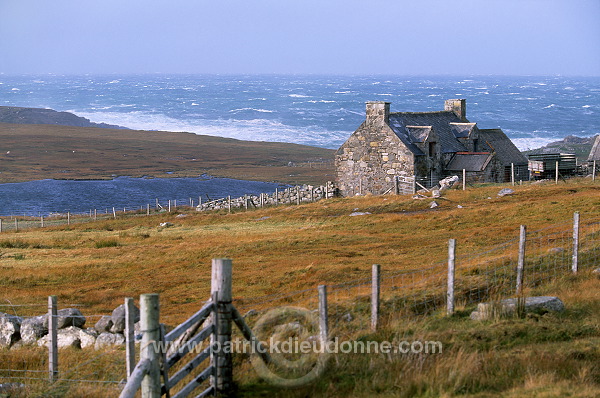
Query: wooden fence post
[[112, 208, 117, 219], [275, 188, 279, 206], [296, 186, 301, 205], [394, 176, 399, 195], [318, 285, 328, 344], [94, 209, 97, 220], [41, 216, 44, 228], [140, 293, 161, 398], [371, 264, 380, 331], [48, 295, 58, 382], [572, 212, 579, 274], [0, 219, 3, 232], [125, 297, 136, 379], [211, 258, 233, 394], [447, 239, 456, 316], [516, 225, 527, 295], [15, 219, 18, 232], [511, 163, 515, 186], [462, 169, 466, 191], [168, 200, 171, 213], [555, 161, 559, 184], [67, 212, 71, 225], [228, 196, 232, 213], [593, 160, 596, 181], [147, 204, 150, 216]]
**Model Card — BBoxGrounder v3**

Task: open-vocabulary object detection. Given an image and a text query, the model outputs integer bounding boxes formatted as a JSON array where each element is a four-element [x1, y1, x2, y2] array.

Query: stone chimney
[[444, 99, 466, 120], [365, 101, 390, 128]]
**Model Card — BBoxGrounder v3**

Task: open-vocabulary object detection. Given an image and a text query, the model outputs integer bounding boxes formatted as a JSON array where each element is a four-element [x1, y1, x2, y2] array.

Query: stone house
[[335, 99, 528, 196]]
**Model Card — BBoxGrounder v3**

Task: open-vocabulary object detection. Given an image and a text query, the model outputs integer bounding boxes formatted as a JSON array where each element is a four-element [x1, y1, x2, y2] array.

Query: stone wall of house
[[335, 122, 415, 197]]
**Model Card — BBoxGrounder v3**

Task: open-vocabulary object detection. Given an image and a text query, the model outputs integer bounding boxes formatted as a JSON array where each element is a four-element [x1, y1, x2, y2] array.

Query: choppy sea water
[[0, 177, 287, 217], [1, 74, 599, 151]]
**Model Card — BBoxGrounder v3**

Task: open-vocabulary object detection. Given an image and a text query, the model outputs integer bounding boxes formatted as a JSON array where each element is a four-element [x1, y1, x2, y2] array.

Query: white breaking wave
[[229, 108, 275, 113], [288, 94, 310, 98], [543, 104, 557, 109], [510, 136, 561, 152], [75, 111, 349, 149]]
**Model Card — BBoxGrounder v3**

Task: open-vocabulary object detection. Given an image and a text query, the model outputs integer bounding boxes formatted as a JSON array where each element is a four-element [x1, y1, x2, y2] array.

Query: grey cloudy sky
[[0, 0, 598, 75]]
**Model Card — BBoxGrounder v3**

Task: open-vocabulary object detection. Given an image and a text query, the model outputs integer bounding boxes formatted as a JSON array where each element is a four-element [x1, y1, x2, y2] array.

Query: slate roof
[[478, 129, 528, 165], [388, 111, 468, 154], [587, 135, 600, 162], [446, 152, 493, 172]]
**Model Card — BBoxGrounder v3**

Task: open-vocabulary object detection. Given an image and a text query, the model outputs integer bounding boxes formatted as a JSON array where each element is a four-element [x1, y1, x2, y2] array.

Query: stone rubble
[[0, 302, 140, 350]]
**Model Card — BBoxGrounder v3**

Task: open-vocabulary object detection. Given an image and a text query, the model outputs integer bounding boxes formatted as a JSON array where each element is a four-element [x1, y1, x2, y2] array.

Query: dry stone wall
[[196, 183, 337, 212]]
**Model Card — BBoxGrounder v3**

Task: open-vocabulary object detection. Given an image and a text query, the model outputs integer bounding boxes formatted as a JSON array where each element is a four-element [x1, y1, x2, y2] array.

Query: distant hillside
[[0, 106, 125, 129], [523, 135, 597, 162]]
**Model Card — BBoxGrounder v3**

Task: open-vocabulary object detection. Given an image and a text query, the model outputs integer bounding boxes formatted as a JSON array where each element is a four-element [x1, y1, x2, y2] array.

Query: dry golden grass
[[1, 178, 600, 322], [1, 179, 600, 396]]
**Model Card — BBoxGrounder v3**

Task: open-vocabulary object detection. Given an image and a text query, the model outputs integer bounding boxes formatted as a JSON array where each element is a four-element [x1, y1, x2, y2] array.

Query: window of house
[[429, 142, 436, 156]]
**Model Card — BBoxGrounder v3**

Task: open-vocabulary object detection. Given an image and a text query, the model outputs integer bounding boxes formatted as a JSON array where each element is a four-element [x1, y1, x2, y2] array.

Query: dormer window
[[429, 141, 436, 156]]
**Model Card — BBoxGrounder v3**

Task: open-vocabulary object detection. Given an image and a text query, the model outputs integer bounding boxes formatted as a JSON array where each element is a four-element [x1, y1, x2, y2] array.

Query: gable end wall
[[335, 122, 415, 196]]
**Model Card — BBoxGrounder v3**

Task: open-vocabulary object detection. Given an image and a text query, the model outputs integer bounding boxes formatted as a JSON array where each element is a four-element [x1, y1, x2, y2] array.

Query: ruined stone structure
[[335, 99, 528, 196]]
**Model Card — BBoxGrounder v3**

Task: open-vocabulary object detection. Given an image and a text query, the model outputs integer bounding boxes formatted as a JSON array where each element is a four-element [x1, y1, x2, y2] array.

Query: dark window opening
[[429, 142, 436, 156]]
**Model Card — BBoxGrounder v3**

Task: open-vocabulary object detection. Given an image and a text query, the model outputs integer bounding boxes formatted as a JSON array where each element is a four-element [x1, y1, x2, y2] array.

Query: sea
[[0, 74, 599, 215]]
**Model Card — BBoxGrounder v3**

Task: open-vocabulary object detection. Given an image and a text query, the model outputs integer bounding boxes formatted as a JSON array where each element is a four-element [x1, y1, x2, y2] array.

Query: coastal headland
[[0, 122, 335, 185]]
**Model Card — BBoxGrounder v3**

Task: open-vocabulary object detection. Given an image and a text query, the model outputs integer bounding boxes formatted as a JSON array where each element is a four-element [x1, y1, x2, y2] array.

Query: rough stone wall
[[335, 122, 415, 197], [196, 184, 335, 212]]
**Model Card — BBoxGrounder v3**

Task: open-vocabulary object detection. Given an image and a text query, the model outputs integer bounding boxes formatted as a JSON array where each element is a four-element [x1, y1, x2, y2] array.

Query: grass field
[[1, 179, 599, 397], [0, 123, 335, 185]]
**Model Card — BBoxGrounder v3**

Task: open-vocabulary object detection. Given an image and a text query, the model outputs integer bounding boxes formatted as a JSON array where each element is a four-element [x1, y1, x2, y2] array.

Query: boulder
[[44, 308, 86, 329], [592, 268, 600, 275], [349, 212, 371, 217], [95, 332, 125, 350], [0, 313, 22, 348], [431, 189, 441, 198], [38, 326, 86, 349], [439, 175, 459, 190], [110, 304, 140, 334], [470, 296, 565, 321], [497, 188, 515, 197], [20, 315, 48, 344], [429, 201, 439, 209], [94, 315, 113, 333]]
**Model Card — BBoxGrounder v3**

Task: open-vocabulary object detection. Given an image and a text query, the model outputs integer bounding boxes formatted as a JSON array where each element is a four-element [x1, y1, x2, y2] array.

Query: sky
[[0, 0, 599, 76]]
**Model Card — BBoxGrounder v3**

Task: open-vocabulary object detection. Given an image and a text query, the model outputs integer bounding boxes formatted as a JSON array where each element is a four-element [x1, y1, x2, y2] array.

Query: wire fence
[[1, 213, 599, 395]]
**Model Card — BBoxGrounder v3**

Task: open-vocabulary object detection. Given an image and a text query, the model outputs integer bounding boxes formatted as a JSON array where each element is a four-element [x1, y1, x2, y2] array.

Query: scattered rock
[[429, 201, 438, 209], [439, 175, 459, 190], [470, 296, 565, 321], [0, 313, 22, 348], [457, 205, 463, 209], [431, 189, 441, 198], [592, 268, 600, 276], [412, 194, 428, 200], [20, 315, 48, 344], [497, 188, 515, 197], [341, 313, 353, 322], [548, 247, 564, 254], [42, 308, 86, 329], [255, 216, 270, 221], [0, 383, 26, 394], [159, 222, 173, 228], [37, 326, 93, 349], [175, 214, 188, 218], [243, 309, 258, 318], [95, 332, 125, 350], [349, 212, 371, 216], [94, 315, 113, 334], [110, 304, 140, 334]]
